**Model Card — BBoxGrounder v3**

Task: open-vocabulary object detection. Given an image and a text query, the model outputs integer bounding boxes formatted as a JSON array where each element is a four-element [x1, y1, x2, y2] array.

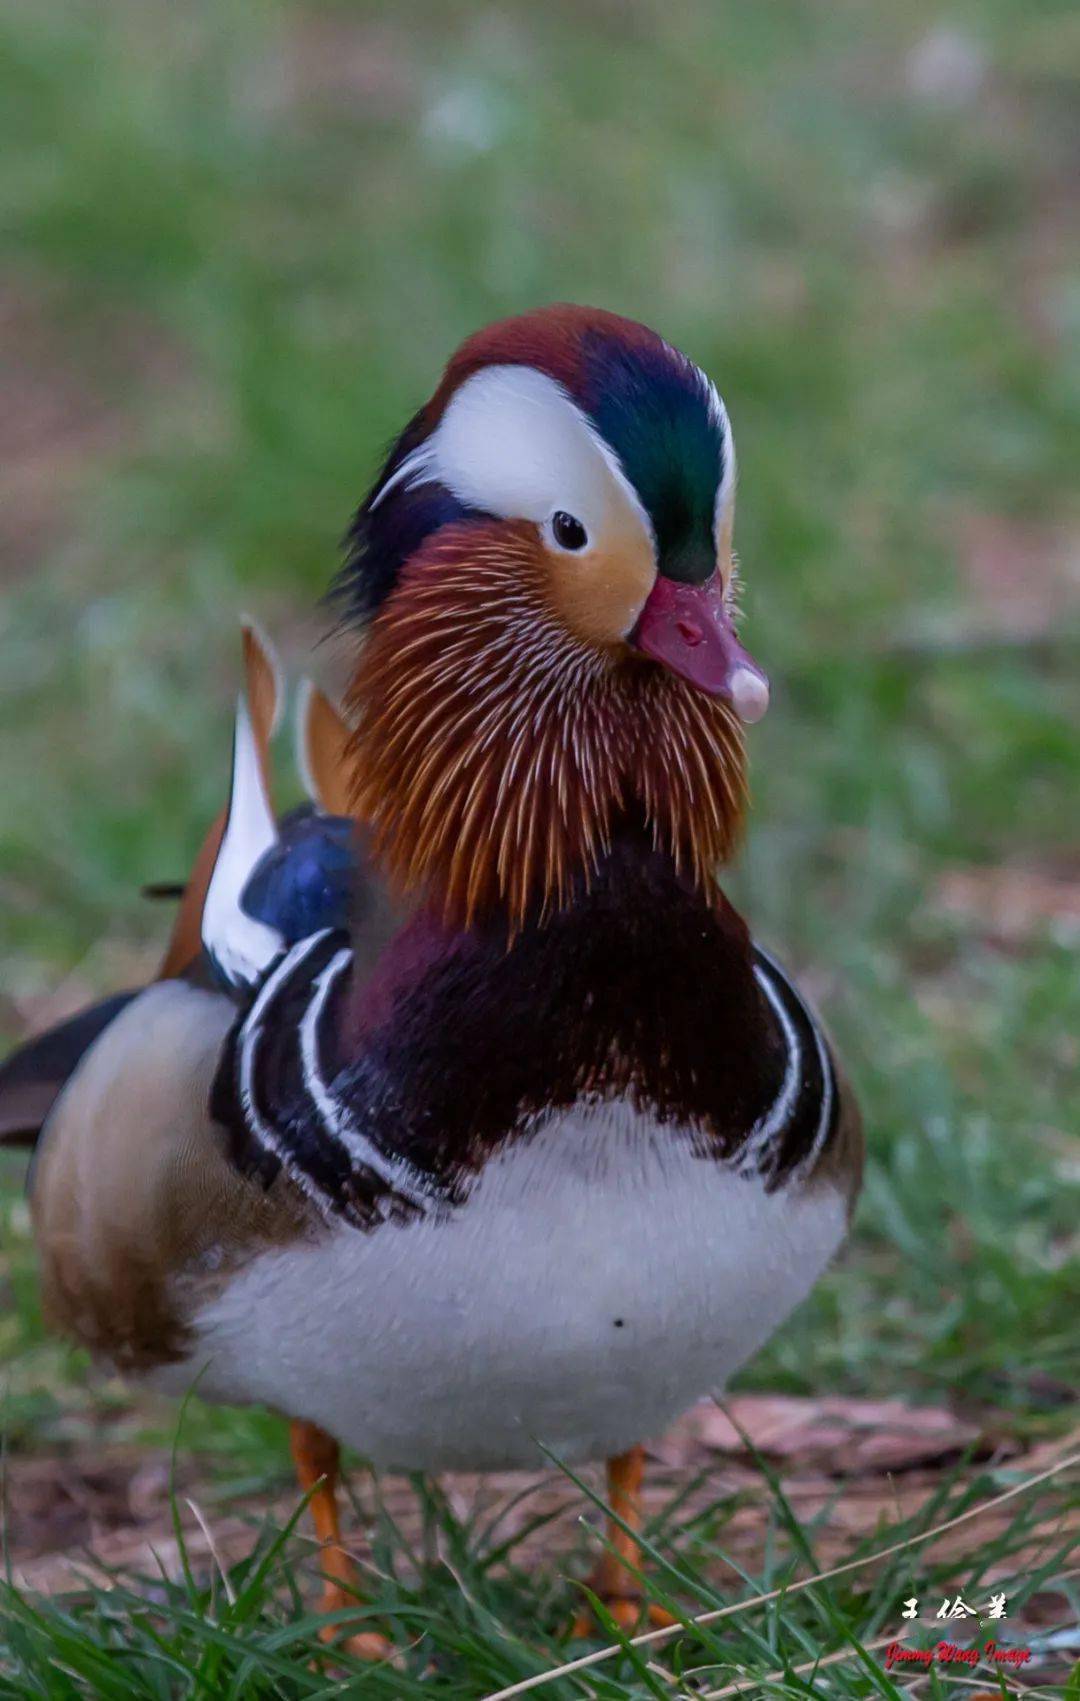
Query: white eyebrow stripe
[[369, 365, 656, 555], [371, 356, 738, 585]]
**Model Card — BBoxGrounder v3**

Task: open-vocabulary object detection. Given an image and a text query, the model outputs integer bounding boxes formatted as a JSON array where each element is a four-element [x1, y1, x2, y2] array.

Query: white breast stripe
[[238, 930, 336, 1211], [297, 946, 353, 1134], [750, 944, 838, 1185], [737, 960, 800, 1176], [297, 946, 431, 1207], [796, 997, 835, 1183], [232, 928, 835, 1216]]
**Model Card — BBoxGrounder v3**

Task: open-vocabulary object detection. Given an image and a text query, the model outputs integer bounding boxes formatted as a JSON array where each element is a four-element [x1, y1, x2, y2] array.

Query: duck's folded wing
[[31, 978, 311, 1370], [0, 993, 140, 1146]]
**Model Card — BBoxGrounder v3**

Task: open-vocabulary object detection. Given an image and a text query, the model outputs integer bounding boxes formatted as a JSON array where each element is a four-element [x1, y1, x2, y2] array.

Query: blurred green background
[[0, 0, 1077, 1456]]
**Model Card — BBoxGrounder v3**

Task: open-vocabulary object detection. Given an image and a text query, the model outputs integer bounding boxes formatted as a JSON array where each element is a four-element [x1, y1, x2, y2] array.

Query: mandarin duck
[[0, 306, 862, 1654]]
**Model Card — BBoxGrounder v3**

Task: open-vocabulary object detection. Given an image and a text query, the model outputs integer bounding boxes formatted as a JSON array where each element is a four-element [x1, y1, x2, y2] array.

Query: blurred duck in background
[[0, 306, 861, 1656]]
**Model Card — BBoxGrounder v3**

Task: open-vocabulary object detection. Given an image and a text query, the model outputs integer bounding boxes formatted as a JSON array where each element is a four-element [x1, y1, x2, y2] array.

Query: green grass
[[0, 0, 1078, 1691], [1, 1439, 1076, 1698]]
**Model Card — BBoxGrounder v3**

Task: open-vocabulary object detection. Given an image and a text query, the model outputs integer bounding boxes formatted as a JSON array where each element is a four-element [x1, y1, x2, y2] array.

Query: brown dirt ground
[[5, 1396, 1075, 1631]]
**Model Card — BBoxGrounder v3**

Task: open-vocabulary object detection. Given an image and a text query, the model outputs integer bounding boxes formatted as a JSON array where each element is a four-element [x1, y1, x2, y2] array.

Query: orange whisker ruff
[[346, 523, 748, 932]]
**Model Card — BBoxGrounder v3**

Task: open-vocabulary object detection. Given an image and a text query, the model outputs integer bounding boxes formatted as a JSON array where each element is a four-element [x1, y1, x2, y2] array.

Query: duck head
[[340, 305, 770, 931]]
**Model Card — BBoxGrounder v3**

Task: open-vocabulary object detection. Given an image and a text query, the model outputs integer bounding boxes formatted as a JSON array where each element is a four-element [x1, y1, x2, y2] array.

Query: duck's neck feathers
[[344, 523, 747, 935]]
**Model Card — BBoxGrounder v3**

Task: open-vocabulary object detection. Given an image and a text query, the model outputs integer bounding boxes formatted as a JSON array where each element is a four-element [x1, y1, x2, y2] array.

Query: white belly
[[176, 1103, 846, 1469]]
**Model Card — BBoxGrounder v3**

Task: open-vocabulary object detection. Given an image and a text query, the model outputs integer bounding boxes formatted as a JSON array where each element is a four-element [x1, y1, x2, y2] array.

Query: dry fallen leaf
[[653, 1394, 989, 1475]]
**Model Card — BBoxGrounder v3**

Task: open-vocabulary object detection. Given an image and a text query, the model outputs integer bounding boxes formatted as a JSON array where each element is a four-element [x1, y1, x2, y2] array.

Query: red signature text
[[883, 1641, 1032, 1671]]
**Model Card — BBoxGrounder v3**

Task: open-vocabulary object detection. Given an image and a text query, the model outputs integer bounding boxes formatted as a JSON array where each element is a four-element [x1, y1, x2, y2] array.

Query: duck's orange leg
[[290, 1419, 391, 1661], [571, 1446, 679, 1636]]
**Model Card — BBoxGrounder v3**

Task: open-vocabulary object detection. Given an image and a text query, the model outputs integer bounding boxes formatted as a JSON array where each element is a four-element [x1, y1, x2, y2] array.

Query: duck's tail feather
[[241, 618, 284, 793]]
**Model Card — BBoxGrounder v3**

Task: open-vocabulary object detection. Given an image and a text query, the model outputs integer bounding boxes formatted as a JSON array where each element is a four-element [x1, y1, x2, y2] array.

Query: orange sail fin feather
[[295, 677, 355, 817], [241, 618, 284, 793]]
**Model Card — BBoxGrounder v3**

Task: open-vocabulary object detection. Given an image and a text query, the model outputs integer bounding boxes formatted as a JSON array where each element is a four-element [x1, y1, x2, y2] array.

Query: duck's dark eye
[[551, 511, 588, 551]]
